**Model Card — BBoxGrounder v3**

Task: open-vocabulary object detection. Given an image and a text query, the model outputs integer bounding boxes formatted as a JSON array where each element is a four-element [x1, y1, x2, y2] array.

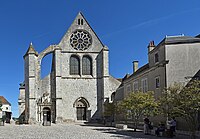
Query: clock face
[[70, 30, 92, 50]]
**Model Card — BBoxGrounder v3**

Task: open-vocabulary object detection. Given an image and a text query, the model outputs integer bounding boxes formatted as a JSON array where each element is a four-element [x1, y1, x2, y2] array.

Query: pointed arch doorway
[[74, 97, 90, 121]]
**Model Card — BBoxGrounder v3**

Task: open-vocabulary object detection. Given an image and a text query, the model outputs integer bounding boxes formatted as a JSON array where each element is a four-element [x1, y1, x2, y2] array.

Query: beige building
[[114, 35, 200, 128], [115, 35, 200, 100]]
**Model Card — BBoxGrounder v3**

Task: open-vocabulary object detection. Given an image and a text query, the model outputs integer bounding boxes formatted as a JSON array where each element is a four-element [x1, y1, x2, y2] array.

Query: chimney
[[132, 61, 139, 73], [148, 41, 155, 53]]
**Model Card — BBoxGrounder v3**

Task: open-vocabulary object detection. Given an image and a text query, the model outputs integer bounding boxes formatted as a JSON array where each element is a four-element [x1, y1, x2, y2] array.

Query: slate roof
[[196, 34, 200, 38], [121, 64, 149, 83], [159, 35, 200, 45], [128, 64, 149, 79], [0, 96, 11, 106]]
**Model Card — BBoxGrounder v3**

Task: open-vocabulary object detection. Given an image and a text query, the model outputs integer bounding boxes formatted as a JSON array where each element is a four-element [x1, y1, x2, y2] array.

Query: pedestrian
[[155, 123, 165, 136], [144, 117, 150, 135], [168, 117, 176, 136]]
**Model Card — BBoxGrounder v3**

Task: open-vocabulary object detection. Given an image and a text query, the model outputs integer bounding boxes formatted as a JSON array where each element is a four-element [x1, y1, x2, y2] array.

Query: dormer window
[[155, 53, 159, 63], [78, 19, 84, 25]]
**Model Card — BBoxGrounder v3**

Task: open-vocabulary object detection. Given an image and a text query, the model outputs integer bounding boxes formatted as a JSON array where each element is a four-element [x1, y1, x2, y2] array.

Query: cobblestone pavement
[[0, 123, 192, 139]]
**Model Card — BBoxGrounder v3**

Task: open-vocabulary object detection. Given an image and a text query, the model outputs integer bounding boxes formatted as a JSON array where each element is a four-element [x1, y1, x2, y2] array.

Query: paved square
[[0, 123, 188, 139]]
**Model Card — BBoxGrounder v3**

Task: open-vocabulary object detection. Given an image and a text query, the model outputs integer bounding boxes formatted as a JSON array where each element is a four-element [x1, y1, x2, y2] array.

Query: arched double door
[[74, 97, 90, 121]]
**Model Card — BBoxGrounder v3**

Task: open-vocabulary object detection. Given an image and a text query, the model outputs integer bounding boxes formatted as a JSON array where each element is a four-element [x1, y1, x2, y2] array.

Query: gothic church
[[18, 12, 121, 124]]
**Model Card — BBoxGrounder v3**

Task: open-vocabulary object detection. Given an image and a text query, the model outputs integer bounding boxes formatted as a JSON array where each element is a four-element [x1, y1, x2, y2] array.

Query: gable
[[59, 12, 104, 52], [0, 96, 11, 106]]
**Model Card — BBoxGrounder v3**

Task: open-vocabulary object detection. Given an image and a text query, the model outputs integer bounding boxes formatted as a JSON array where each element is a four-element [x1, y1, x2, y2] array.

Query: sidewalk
[[81, 122, 194, 139], [120, 127, 199, 139]]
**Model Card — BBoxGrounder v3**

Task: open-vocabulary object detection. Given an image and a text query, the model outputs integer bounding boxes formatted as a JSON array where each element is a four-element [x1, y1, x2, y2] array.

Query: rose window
[[70, 30, 92, 50]]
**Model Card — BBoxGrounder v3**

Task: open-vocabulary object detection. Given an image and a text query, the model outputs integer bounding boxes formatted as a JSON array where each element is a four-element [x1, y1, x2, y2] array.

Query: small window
[[141, 78, 148, 93], [6, 107, 8, 110], [78, 19, 81, 25], [77, 19, 84, 25], [133, 81, 138, 92], [126, 85, 131, 93], [155, 53, 159, 63], [155, 77, 160, 88]]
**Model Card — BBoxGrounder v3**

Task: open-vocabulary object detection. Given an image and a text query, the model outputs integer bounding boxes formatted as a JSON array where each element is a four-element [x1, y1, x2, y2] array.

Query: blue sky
[[0, 0, 200, 117]]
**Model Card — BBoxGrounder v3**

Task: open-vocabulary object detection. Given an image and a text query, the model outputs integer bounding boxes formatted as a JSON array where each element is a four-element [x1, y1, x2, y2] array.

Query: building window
[[70, 30, 92, 51], [81, 19, 83, 25], [82, 56, 92, 75], [155, 76, 160, 88], [133, 81, 138, 92], [126, 85, 131, 93], [141, 78, 148, 92], [70, 55, 80, 75], [6, 107, 8, 110], [77, 19, 84, 25], [155, 53, 159, 63], [78, 19, 80, 25]]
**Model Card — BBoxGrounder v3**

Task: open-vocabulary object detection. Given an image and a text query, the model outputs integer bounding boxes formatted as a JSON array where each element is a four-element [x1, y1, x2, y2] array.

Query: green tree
[[159, 80, 200, 139], [118, 91, 159, 131], [104, 102, 116, 117], [104, 102, 116, 125], [158, 83, 182, 118]]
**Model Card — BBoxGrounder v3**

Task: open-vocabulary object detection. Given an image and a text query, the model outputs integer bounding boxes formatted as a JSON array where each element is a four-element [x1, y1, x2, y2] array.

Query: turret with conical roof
[[23, 42, 38, 123], [24, 42, 38, 58]]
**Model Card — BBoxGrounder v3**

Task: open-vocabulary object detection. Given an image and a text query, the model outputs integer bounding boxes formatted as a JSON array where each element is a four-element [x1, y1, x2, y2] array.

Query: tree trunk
[[134, 122, 137, 132], [133, 117, 138, 132]]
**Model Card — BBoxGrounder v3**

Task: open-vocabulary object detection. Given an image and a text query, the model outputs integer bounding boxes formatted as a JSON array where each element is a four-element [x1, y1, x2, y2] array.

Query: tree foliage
[[158, 82, 183, 118], [104, 102, 116, 117], [159, 80, 200, 139], [104, 102, 116, 125], [117, 91, 159, 131]]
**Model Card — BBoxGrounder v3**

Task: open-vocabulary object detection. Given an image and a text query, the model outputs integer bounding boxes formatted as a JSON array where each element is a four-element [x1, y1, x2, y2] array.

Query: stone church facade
[[18, 12, 121, 124]]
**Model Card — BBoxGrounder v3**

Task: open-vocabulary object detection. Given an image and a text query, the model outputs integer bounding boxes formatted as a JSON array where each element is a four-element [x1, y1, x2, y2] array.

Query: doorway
[[43, 107, 51, 126], [75, 98, 89, 121], [77, 107, 86, 120]]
